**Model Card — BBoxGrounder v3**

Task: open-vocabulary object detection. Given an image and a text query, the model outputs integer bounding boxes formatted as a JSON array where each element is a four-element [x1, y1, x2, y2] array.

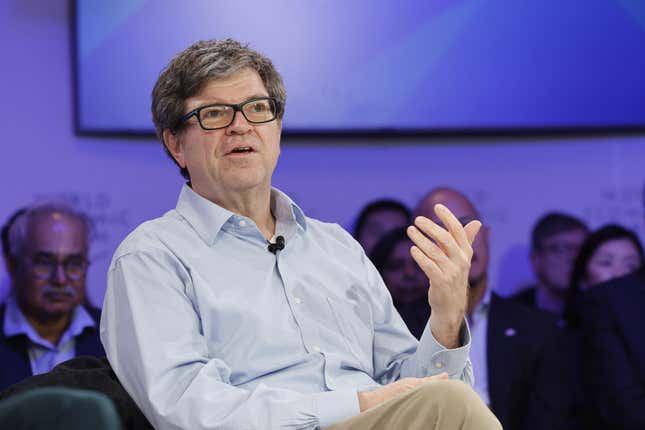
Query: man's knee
[[413, 380, 502, 430], [414, 379, 474, 402]]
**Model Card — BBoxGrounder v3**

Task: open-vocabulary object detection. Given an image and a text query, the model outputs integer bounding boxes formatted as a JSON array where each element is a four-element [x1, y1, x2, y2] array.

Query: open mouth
[[229, 146, 254, 154]]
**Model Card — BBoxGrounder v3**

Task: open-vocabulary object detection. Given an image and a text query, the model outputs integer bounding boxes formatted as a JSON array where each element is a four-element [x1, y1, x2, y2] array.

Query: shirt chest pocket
[[326, 296, 374, 375]]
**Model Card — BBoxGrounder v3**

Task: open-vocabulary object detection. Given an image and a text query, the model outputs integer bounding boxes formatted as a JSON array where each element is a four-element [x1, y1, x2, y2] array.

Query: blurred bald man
[[414, 187, 576, 430], [0, 204, 104, 390]]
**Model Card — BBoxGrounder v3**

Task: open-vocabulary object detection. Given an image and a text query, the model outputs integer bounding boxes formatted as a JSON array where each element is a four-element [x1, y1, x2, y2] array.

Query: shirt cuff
[[417, 318, 471, 378], [313, 388, 360, 429]]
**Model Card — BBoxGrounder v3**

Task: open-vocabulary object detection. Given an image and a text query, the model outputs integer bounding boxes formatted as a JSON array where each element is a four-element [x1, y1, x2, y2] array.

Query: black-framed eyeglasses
[[27, 253, 90, 281], [176, 97, 280, 131]]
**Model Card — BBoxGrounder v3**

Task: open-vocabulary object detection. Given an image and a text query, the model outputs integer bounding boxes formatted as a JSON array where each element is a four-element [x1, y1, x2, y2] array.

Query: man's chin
[[41, 302, 77, 318]]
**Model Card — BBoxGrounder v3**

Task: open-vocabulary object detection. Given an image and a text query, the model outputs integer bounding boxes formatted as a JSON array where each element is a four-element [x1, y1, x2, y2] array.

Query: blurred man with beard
[[415, 187, 576, 430], [0, 204, 103, 390]]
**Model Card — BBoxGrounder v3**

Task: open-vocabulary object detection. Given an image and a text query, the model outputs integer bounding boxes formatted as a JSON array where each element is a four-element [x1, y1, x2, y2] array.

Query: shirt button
[[313, 345, 321, 353], [294, 297, 302, 304], [434, 361, 444, 369], [238, 219, 246, 227]]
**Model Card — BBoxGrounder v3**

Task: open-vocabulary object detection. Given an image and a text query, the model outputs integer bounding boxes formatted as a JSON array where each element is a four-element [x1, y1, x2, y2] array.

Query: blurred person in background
[[370, 228, 429, 339], [415, 187, 576, 430], [0, 204, 103, 390], [569, 221, 645, 430], [569, 224, 644, 294], [512, 212, 588, 316], [353, 199, 411, 255]]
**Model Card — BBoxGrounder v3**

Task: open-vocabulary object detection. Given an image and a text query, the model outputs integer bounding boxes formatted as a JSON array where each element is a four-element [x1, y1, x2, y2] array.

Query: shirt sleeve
[[101, 248, 358, 430], [357, 246, 473, 386]]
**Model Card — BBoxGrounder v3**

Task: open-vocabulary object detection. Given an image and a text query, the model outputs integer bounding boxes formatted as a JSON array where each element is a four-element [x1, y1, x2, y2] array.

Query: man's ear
[[162, 129, 186, 168]]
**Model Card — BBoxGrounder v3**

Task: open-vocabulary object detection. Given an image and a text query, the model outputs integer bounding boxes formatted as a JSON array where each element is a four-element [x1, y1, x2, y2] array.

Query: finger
[[410, 245, 443, 280], [413, 216, 462, 259], [425, 372, 449, 381], [407, 226, 451, 269], [464, 220, 482, 246], [434, 204, 470, 251]]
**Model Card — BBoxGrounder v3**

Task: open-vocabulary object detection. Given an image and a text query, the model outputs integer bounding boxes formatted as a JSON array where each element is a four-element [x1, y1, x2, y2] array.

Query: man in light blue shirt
[[101, 39, 501, 430]]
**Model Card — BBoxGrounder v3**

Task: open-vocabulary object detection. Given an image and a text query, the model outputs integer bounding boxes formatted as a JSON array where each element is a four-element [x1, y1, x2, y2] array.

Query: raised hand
[[406, 203, 481, 348]]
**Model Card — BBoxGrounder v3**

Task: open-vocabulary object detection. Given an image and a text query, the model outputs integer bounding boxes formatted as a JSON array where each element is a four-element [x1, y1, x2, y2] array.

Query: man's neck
[[535, 284, 565, 315], [467, 277, 488, 319], [195, 183, 276, 239], [22, 307, 71, 346]]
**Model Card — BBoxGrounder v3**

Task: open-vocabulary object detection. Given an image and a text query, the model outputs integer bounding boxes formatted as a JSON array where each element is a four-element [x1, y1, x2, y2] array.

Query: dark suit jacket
[[0, 304, 104, 391], [487, 293, 577, 430], [509, 285, 538, 308], [575, 268, 645, 430]]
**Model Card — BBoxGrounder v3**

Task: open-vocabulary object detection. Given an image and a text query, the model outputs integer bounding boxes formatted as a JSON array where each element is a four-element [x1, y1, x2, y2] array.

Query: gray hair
[[151, 38, 287, 179], [4, 203, 92, 260]]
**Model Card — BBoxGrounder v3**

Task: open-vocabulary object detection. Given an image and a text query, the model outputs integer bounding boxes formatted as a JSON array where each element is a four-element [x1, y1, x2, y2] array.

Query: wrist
[[429, 312, 464, 331], [429, 314, 464, 349]]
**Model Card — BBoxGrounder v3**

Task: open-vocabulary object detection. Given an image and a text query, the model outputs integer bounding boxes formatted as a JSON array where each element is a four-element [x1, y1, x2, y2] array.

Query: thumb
[[464, 220, 482, 246]]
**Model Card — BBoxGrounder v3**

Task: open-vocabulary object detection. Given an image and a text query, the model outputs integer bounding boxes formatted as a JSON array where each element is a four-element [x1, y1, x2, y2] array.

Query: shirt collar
[[3, 294, 95, 346], [270, 188, 307, 233], [175, 183, 307, 246]]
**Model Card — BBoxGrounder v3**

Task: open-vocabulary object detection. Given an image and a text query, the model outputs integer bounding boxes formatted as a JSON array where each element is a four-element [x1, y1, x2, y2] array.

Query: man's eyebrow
[[32, 251, 85, 260], [32, 251, 56, 259], [198, 94, 270, 105]]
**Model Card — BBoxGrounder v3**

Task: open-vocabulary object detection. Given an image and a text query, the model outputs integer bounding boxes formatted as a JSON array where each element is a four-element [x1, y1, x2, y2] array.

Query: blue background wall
[[1, 1, 644, 305]]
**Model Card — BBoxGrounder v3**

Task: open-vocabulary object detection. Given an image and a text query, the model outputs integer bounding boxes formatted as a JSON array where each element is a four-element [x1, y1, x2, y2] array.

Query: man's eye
[[251, 102, 268, 112], [66, 259, 85, 269], [203, 108, 225, 118], [33, 257, 55, 266]]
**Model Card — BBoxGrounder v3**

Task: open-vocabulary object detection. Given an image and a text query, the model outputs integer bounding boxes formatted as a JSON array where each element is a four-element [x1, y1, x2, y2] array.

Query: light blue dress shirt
[[4, 294, 95, 375], [468, 289, 490, 406], [101, 184, 473, 430]]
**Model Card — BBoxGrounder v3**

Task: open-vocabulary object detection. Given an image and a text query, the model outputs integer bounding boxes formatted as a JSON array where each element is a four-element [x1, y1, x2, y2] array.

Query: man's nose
[[50, 263, 67, 285], [226, 110, 252, 134]]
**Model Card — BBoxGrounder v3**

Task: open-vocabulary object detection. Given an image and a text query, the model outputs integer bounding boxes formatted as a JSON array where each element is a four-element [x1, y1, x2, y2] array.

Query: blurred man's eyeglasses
[[538, 243, 579, 257], [176, 97, 279, 131], [27, 253, 89, 281]]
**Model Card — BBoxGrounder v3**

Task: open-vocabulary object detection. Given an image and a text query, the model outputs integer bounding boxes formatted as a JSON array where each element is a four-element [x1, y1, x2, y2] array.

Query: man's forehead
[[189, 69, 268, 105], [24, 213, 87, 252], [543, 228, 588, 243], [417, 193, 479, 221]]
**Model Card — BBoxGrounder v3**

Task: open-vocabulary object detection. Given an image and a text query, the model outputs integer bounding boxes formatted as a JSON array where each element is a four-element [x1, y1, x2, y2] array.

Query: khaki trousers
[[327, 380, 502, 430]]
